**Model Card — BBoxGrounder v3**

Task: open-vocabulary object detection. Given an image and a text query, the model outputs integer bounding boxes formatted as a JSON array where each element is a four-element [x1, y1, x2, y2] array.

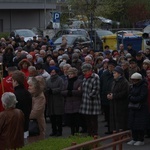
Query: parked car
[[87, 29, 113, 51], [53, 34, 92, 49], [31, 27, 43, 37], [52, 29, 90, 42], [10, 29, 36, 42]]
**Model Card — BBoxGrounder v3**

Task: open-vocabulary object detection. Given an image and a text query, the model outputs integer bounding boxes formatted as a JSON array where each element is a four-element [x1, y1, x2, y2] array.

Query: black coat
[[100, 70, 114, 106], [15, 85, 32, 132], [109, 76, 129, 132], [128, 79, 149, 130]]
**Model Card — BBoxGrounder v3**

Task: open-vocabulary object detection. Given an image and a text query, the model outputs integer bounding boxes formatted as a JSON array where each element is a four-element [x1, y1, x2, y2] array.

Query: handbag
[[128, 102, 142, 110], [29, 119, 40, 136]]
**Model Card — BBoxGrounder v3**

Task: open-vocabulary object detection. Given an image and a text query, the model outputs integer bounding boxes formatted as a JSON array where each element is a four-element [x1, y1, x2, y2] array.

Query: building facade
[[0, 0, 63, 32]]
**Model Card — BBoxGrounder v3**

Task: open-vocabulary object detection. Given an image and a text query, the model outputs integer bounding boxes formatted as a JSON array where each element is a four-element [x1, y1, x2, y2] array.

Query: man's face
[[108, 64, 115, 72]]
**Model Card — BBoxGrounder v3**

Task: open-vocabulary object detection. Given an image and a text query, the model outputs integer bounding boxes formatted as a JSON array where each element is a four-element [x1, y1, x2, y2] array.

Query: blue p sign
[[53, 12, 60, 23]]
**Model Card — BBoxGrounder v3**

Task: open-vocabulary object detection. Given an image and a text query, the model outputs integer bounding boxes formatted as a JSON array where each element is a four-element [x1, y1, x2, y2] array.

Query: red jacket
[[0, 75, 28, 112], [147, 78, 150, 113], [0, 75, 14, 112]]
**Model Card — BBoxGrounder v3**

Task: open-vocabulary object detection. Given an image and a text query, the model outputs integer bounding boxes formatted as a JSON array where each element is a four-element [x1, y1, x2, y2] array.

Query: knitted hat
[[114, 66, 124, 75], [49, 66, 59, 73], [131, 72, 142, 80]]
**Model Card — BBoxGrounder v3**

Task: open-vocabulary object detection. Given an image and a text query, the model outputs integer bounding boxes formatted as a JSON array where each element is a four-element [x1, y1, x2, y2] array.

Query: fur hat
[[67, 67, 78, 75], [81, 63, 92, 72], [143, 59, 150, 65], [62, 54, 69, 60], [72, 53, 79, 59], [18, 59, 31, 69], [131, 72, 142, 80]]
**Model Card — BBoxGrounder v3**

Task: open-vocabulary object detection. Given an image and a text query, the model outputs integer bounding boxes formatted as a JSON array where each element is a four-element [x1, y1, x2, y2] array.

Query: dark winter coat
[[79, 73, 101, 115], [46, 74, 64, 115], [15, 85, 32, 132], [100, 70, 114, 106], [61, 77, 82, 113], [128, 79, 149, 130], [109, 76, 129, 132]]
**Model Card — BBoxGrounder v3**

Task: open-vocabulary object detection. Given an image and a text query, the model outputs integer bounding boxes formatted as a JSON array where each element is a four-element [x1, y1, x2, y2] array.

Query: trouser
[[84, 114, 98, 136], [66, 113, 80, 135], [103, 105, 110, 132], [132, 129, 145, 141], [50, 115, 62, 134]]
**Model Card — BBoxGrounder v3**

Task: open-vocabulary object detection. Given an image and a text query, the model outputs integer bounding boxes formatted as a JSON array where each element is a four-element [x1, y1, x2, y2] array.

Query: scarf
[[84, 71, 93, 79], [67, 77, 77, 90]]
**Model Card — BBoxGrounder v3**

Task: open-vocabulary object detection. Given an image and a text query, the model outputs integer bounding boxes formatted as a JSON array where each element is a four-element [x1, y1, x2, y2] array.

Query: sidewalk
[[46, 114, 150, 150]]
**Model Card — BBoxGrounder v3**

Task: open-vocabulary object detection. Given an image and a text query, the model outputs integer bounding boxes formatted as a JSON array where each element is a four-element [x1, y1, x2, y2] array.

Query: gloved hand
[[67, 90, 72, 97]]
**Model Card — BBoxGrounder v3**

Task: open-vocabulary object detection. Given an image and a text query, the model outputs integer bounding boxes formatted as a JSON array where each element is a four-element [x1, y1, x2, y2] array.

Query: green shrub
[[21, 135, 93, 150], [0, 32, 9, 39]]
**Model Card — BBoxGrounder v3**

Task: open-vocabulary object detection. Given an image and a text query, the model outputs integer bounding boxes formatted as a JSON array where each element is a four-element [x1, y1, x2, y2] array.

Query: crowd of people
[[0, 34, 150, 149]]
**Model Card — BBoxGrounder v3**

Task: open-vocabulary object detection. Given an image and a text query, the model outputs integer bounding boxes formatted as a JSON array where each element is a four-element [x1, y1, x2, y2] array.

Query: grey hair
[[63, 63, 71, 69], [28, 66, 36, 71], [1, 92, 18, 109]]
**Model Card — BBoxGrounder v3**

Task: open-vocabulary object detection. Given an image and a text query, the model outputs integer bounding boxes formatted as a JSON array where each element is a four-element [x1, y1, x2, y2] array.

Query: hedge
[[0, 32, 9, 39]]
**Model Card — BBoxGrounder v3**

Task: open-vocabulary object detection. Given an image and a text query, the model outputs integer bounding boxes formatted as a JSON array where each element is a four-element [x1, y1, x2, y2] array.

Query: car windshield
[[54, 36, 76, 45], [16, 30, 35, 37], [97, 30, 113, 37]]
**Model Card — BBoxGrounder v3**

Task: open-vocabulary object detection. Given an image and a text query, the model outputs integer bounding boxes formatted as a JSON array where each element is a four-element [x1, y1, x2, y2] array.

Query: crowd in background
[[0, 34, 150, 149]]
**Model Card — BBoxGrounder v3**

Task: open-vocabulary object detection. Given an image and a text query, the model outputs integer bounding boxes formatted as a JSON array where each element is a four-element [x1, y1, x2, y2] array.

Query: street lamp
[[44, 0, 47, 29], [85, 0, 94, 48], [68, 5, 71, 19]]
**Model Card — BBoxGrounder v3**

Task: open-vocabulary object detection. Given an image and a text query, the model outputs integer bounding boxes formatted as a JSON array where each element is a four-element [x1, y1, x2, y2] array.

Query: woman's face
[[22, 62, 28, 69], [146, 70, 150, 79], [68, 73, 76, 79], [50, 70, 56, 76], [28, 82, 36, 94], [143, 63, 148, 70], [12, 79, 18, 88]]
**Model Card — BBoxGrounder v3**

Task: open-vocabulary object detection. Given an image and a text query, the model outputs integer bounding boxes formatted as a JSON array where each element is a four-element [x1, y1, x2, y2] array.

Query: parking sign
[[53, 12, 60, 23]]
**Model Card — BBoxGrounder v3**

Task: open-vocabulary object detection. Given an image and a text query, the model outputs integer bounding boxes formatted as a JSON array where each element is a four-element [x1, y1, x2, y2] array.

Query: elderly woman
[[27, 76, 46, 143], [0, 92, 24, 149], [79, 63, 101, 136], [127, 73, 148, 146], [107, 66, 129, 133], [61, 67, 82, 135], [46, 66, 64, 136]]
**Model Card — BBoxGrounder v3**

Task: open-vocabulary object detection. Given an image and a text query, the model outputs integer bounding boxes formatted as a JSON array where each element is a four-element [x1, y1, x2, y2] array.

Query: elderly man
[[0, 92, 24, 150]]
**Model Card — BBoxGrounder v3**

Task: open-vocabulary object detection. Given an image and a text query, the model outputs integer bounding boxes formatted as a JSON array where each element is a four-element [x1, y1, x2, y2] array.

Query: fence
[[63, 130, 131, 150]]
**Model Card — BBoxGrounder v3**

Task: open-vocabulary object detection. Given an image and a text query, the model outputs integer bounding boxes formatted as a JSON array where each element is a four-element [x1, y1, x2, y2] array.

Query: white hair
[[1, 92, 18, 109]]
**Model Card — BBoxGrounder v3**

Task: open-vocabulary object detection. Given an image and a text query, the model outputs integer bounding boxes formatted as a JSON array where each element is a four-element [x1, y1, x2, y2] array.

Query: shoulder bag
[[29, 119, 40, 136]]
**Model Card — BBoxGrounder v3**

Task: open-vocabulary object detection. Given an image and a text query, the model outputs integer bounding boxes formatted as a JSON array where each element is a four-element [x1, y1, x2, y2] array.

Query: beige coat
[[28, 92, 46, 143]]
